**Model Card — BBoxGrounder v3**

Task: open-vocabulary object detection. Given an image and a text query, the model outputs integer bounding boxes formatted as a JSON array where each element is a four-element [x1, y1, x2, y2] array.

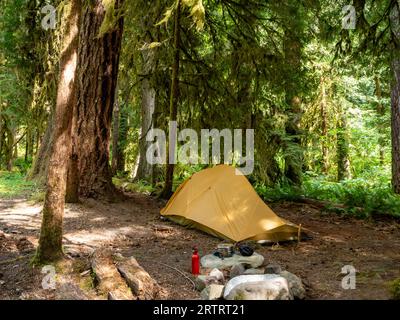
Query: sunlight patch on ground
[[0, 199, 42, 230], [63, 225, 149, 247], [90, 217, 107, 222], [64, 207, 84, 219]]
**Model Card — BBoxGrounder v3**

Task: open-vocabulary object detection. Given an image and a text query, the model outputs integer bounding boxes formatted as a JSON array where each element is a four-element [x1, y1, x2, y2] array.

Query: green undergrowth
[[113, 167, 400, 219], [0, 170, 38, 199], [389, 278, 400, 300], [113, 177, 155, 195], [256, 176, 400, 219]]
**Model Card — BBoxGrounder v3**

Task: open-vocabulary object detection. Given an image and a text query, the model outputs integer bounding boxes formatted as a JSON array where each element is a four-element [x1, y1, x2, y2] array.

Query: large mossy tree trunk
[[35, 0, 81, 263], [160, 0, 181, 199], [67, 0, 125, 200], [26, 0, 59, 183]]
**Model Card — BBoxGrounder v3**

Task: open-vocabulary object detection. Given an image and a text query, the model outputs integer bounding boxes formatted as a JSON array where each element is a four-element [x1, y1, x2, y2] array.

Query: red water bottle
[[192, 246, 200, 275]]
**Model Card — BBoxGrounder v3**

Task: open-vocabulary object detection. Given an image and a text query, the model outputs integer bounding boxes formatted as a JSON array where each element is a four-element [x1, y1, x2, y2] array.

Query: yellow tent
[[161, 165, 301, 243]]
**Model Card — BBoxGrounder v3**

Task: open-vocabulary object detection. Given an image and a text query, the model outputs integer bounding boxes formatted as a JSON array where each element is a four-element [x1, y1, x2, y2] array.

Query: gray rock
[[195, 275, 220, 291], [230, 264, 245, 278], [224, 275, 292, 300], [279, 271, 305, 299], [265, 264, 282, 274], [201, 253, 264, 269], [209, 268, 224, 282], [200, 284, 225, 300], [244, 268, 265, 275]]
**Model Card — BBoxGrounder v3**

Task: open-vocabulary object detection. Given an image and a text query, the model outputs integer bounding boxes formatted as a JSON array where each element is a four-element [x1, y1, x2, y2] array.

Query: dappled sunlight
[[63, 224, 149, 248], [90, 216, 107, 222], [0, 199, 42, 230], [64, 207, 84, 219]]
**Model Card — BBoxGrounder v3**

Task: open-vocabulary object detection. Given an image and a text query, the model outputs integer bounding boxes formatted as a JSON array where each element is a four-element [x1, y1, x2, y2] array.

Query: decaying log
[[90, 250, 134, 300], [115, 255, 159, 300]]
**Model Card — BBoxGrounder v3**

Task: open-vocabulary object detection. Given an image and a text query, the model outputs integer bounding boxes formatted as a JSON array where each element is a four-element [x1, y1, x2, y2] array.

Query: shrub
[[389, 279, 400, 300]]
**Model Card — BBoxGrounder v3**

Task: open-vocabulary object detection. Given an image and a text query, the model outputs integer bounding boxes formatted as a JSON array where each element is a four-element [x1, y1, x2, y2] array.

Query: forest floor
[[0, 191, 400, 300]]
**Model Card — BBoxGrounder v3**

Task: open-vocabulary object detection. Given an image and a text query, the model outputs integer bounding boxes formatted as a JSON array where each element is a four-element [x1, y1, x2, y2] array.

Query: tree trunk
[[5, 127, 14, 171], [374, 76, 386, 165], [111, 86, 127, 175], [65, 97, 79, 203], [116, 104, 128, 173], [134, 48, 157, 182], [337, 107, 351, 181], [0, 106, 3, 169], [391, 56, 400, 194], [111, 90, 121, 176], [283, 25, 303, 186], [73, 0, 125, 199], [160, 0, 181, 199], [29, 110, 54, 183], [25, 128, 31, 162], [35, 0, 81, 263], [320, 77, 328, 174]]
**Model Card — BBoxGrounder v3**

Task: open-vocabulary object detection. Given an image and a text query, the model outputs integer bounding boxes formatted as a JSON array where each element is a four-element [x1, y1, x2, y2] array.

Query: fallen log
[[90, 250, 134, 300], [115, 254, 159, 300], [295, 197, 363, 212]]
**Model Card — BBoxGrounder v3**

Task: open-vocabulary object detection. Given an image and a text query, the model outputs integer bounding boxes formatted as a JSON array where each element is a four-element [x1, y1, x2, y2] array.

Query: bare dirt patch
[[0, 193, 399, 300]]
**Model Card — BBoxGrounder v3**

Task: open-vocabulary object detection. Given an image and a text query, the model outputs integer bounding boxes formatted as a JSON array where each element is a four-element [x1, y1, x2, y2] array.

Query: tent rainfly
[[161, 165, 302, 243]]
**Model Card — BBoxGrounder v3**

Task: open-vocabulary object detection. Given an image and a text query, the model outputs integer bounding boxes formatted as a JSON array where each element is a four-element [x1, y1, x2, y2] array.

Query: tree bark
[[391, 56, 400, 194], [5, 126, 15, 171], [390, 2, 400, 194], [29, 110, 54, 183], [320, 77, 328, 174], [374, 76, 386, 165], [337, 107, 351, 181], [35, 0, 81, 263], [116, 104, 128, 173], [111, 90, 121, 175], [65, 97, 79, 203], [0, 106, 3, 169], [283, 26, 303, 186], [73, 0, 125, 199], [25, 127, 33, 162], [160, 0, 181, 199], [134, 48, 157, 182]]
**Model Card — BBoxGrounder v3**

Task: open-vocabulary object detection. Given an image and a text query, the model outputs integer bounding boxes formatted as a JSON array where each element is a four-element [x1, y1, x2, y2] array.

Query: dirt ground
[[0, 192, 399, 300]]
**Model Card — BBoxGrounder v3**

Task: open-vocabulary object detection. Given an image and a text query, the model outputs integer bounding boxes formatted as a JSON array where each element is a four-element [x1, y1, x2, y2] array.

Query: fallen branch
[[159, 262, 196, 290]]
